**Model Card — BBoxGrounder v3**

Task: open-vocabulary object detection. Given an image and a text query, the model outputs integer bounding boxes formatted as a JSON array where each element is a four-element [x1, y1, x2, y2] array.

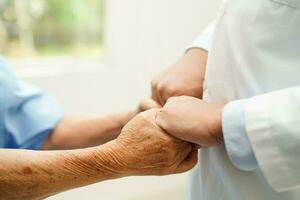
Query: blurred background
[[0, 0, 220, 199], [0, 0, 102, 57]]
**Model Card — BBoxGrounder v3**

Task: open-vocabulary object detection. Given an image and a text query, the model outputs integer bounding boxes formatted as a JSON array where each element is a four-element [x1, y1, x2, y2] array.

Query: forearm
[[185, 48, 208, 67], [42, 111, 136, 150], [184, 48, 208, 85], [0, 142, 125, 200], [185, 47, 208, 64]]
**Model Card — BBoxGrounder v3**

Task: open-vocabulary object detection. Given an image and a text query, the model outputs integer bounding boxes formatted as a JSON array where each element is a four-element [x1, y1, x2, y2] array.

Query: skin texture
[[115, 109, 198, 175], [0, 109, 196, 200], [151, 48, 208, 105], [156, 96, 225, 147], [0, 146, 120, 200]]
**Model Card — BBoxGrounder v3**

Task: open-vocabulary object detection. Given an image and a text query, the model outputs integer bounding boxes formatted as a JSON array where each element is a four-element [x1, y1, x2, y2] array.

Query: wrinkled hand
[[114, 109, 197, 176], [156, 96, 224, 147], [151, 49, 207, 105]]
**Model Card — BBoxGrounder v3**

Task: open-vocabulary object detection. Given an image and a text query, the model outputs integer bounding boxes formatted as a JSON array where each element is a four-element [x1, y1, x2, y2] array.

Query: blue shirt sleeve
[[222, 99, 258, 171], [0, 56, 64, 150]]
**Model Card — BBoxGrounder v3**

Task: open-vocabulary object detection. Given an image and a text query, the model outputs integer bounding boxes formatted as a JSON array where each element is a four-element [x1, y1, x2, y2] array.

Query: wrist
[[92, 141, 133, 178], [185, 48, 208, 67], [183, 49, 208, 94], [30, 144, 129, 193], [209, 104, 225, 146]]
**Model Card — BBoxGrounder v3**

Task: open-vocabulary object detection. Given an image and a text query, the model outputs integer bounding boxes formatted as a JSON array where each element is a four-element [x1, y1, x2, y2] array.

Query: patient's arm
[[42, 111, 135, 150], [0, 145, 121, 199], [0, 109, 195, 200], [42, 99, 160, 150]]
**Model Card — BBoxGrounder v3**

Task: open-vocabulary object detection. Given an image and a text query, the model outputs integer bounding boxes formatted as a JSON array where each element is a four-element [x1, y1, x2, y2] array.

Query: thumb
[[155, 109, 169, 131]]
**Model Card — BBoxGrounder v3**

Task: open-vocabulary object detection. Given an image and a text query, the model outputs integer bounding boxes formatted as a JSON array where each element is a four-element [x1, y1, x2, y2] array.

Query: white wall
[[105, 0, 220, 74], [14, 0, 221, 199]]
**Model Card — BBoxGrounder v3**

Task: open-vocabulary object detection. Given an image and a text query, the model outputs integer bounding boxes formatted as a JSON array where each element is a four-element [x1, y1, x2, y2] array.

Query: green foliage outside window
[[0, 0, 103, 57]]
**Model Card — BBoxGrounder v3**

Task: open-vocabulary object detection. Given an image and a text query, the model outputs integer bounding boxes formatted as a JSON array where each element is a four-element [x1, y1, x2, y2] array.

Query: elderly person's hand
[[151, 49, 207, 105], [112, 109, 198, 176], [0, 109, 197, 199], [156, 96, 224, 147]]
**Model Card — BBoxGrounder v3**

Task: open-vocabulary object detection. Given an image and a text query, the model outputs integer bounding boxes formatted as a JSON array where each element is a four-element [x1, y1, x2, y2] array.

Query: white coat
[[187, 0, 300, 199]]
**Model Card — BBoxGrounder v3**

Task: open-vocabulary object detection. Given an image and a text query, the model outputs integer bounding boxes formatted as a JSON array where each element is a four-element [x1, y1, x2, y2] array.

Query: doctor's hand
[[155, 96, 224, 147], [151, 48, 207, 106], [113, 109, 198, 176]]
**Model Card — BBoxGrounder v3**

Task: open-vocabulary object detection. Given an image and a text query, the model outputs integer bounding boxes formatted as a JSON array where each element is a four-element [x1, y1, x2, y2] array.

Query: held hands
[[156, 96, 225, 147], [110, 48, 215, 175], [112, 109, 198, 176], [150, 48, 224, 148]]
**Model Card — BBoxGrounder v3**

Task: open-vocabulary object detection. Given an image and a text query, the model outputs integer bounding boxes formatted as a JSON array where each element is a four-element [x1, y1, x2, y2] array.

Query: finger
[[151, 90, 158, 104], [177, 144, 192, 162], [139, 98, 161, 112], [161, 87, 180, 106], [157, 88, 166, 106], [155, 109, 168, 131], [160, 92, 170, 106], [174, 150, 198, 174], [193, 144, 201, 150], [151, 82, 160, 105]]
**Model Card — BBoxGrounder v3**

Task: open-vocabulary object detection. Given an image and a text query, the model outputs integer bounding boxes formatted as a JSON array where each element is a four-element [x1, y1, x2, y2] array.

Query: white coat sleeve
[[245, 86, 300, 192], [187, 20, 216, 52]]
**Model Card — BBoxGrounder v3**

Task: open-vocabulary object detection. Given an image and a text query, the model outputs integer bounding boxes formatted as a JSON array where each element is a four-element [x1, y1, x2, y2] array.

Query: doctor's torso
[[187, 0, 300, 199]]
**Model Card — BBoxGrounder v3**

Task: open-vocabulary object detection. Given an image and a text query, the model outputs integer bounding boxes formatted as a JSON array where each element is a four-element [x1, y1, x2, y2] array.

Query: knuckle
[[157, 83, 166, 93], [165, 86, 178, 97], [151, 79, 158, 88]]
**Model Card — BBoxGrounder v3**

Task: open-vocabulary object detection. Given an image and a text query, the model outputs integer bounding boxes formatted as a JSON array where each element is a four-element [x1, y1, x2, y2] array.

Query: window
[[0, 0, 103, 58]]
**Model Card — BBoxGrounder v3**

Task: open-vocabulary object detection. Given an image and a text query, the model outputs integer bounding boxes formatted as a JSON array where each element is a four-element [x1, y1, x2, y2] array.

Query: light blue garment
[[222, 99, 258, 171], [0, 56, 64, 150]]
